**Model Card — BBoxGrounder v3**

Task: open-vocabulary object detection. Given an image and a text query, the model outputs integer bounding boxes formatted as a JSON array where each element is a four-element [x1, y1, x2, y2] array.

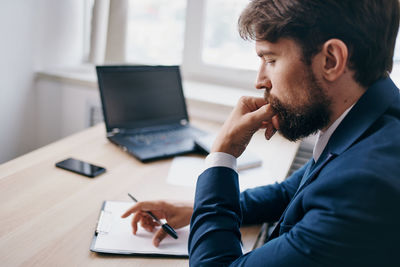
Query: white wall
[[34, 0, 85, 70], [0, 1, 37, 164], [35, 75, 101, 148], [0, 0, 85, 164]]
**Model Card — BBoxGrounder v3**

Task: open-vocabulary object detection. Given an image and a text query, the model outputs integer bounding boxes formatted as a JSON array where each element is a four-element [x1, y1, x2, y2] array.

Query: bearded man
[[123, 1, 400, 266]]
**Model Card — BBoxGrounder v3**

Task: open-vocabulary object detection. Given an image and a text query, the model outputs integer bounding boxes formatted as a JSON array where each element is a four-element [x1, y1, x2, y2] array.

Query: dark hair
[[238, 0, 400, 87]]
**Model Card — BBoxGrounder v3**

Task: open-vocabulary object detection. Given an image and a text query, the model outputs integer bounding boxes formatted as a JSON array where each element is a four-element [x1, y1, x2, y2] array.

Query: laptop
[[96, 65, 206, 162]]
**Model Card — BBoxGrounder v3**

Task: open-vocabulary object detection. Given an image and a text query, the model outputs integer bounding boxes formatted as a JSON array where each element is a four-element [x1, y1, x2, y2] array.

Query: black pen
[[127, 193, 178, 239]]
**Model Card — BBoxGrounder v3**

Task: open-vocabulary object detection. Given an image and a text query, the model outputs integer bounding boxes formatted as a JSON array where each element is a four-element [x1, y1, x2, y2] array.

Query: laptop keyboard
[[126, 127, 201, 146]]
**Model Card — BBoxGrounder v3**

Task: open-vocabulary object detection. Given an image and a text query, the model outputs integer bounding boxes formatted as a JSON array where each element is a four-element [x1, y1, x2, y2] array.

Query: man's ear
[[320, 39, 348, 82]]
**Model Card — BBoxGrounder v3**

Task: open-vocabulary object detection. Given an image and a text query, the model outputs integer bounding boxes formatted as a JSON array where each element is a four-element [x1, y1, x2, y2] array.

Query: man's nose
[[255, 63, 272, 90], [255, 76, 272, 91]]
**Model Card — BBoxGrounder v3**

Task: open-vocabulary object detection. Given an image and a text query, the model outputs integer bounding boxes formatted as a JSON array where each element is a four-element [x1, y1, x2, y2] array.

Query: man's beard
[[265, 70, 332, 142]]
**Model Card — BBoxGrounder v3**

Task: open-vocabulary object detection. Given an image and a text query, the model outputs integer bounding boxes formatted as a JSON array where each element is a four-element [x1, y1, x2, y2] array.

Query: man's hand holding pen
[[121, 200, 193, 247]]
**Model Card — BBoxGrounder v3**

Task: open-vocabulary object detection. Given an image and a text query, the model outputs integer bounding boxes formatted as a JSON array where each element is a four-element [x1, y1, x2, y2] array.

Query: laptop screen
[[97, 65, 189, 131]]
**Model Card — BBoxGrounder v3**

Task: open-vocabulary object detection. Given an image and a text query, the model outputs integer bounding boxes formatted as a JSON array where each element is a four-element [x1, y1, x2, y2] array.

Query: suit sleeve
[[239, 162, 309, 225], [188, 165, 311, 266], [189, 164, 400, 266]]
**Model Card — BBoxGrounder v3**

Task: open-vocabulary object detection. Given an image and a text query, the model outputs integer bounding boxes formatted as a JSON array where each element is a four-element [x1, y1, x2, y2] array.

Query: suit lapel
[[267, 153, 335, 241], [298, 159, 314, 187], [328, 78, 398, 156], [297, 153, 336, 192]]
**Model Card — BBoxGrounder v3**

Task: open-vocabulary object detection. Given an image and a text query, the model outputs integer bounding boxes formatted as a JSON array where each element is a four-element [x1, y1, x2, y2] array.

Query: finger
[[251, 97, 268, 109], [141, 220, 154, 233], [122, 204, 139, 218], [246, 104, 276, 129], [260, 121, 272, 129], [253, 104, 275, 121], [122, 201, 164, 218], [153, 227, 168, 247], [272, 115, 280, 130], [265, 124, 272, 140], [265, 129, 269, 140], [141, 215, 158, 232], [264, 124, 277, 140], [239, 96, 268, 112], [131, 211, 144, 234]]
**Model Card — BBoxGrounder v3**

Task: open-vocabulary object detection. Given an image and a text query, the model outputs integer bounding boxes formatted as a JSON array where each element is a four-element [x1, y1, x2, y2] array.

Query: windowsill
[[35, 65, 262, 123], [35, 65, 99, 88], [35, 63, 400, 123]]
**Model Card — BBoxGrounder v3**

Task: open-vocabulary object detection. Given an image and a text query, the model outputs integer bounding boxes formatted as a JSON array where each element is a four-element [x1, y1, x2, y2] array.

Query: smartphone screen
[[55, 158, 106, 178]]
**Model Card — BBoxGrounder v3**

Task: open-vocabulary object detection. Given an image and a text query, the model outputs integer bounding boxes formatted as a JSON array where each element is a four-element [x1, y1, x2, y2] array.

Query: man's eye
[[264, 59, 276, 65]]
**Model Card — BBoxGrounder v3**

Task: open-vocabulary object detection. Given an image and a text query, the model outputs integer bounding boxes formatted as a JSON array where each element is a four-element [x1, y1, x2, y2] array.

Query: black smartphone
[[55, 158, 106, 178]]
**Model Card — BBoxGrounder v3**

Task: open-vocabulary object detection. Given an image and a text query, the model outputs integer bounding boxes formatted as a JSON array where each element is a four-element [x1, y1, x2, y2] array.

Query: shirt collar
[[313, 104, 354, 162]]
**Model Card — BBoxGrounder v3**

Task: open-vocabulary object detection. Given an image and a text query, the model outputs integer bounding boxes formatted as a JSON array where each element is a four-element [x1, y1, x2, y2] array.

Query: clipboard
[[90, 201, 189, 257]]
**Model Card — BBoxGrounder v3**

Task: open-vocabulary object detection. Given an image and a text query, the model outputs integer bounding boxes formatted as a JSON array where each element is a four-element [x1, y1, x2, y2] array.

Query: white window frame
[[88, 0, 258, 90], [87, 0, 400, 90], [181, 0, 257, 89]]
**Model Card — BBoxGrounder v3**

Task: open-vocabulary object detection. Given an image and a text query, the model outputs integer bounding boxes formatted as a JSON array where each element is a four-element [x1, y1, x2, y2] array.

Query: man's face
[[255, 38, 332, 141]]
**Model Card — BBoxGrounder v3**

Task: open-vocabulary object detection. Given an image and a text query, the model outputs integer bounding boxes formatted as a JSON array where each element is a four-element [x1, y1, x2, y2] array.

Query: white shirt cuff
[[204, 152, 237, 172]]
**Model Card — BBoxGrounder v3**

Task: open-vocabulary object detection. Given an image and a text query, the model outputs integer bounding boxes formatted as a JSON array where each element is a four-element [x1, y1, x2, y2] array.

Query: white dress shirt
[[312, 105, 354, 162], [205, 105, 354, 172]]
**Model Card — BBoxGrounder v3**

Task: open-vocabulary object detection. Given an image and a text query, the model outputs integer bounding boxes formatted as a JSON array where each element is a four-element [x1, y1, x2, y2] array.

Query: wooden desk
[[0, 120, 299, 266]]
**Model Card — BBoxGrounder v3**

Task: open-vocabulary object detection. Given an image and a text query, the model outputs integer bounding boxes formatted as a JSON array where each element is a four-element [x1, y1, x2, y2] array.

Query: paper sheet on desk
[[167, 156, 277, 191], [91, 201, 189, 256]]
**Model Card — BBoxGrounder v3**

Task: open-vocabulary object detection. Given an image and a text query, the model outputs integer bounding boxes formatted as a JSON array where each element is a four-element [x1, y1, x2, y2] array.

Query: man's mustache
[[264, 90, 271, 104]]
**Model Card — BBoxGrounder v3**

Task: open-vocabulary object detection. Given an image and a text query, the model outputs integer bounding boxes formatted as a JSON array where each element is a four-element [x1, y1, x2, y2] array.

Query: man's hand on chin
[[211, 96, 278, 158]]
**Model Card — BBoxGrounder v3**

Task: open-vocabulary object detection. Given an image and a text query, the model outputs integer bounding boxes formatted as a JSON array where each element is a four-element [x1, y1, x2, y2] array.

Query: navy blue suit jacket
[[189, 78, 400, 266]]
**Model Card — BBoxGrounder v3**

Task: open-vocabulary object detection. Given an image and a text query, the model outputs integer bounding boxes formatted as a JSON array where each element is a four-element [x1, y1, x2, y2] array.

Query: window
[[83, 0, 95, 62], [87, 0, 400, 89], [202, 0, 258, 70], [181, 0, 257, 88], [125, 0, 186, 65], [88, 0, 257, 89]]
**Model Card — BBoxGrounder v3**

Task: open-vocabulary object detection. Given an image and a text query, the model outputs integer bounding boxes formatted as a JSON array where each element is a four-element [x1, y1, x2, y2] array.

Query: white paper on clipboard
[[91, 201, 189, 257]]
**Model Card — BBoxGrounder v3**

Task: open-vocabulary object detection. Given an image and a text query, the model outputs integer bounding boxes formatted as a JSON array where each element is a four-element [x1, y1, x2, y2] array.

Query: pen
[[127, 193, 178, 239]]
